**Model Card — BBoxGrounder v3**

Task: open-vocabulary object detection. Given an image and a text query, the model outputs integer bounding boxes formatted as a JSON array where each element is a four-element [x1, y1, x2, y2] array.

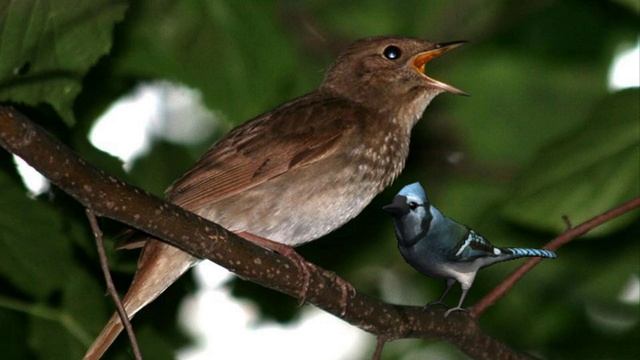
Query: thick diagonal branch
[[0, 106, 531, 360]]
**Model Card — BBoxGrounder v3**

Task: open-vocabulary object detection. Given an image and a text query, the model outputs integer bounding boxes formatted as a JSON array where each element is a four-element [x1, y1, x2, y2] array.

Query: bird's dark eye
[[408, 202, 418, 210], [383, 45, 401, 60]]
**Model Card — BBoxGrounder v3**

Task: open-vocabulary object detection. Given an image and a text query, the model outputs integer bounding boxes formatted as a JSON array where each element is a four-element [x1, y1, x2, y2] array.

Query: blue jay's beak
[[382, 195, 410, 216]]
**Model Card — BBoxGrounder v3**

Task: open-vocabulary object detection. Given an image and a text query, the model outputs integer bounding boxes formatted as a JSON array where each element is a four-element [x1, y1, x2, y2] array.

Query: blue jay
[[383, 182, 557, 317]]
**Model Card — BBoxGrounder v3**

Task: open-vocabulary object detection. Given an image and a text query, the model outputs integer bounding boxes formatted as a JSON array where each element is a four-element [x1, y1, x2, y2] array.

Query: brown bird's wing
[[165, 95, 360, 211]]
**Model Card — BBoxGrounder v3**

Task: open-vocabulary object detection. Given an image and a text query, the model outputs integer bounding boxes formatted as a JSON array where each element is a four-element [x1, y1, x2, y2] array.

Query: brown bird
[[84, 36, 465, 359]]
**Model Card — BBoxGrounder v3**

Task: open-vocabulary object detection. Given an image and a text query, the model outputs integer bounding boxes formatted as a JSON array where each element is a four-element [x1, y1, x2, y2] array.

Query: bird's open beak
[[382, 195, 410, 216], [413, 41, 468, 96]]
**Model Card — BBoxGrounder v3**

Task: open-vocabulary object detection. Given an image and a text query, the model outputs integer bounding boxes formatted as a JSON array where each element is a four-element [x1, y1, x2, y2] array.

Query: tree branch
[[85, 209, 143, 360], [472, 196, 640, 317], [0, 106, 531, 360]]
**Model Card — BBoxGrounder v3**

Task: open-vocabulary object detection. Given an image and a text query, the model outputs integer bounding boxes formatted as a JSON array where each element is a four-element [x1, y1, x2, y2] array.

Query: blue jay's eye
[[383, 45, 401, 60], [408, 202, 418, 210]]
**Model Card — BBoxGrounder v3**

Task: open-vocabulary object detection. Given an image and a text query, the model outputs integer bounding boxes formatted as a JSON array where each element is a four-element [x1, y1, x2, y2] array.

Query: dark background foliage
[[0, 0, 638, 359]]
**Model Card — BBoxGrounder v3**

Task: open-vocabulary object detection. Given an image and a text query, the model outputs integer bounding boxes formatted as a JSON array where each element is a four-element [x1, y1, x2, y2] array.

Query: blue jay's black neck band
[[421, 212, 432, 236], [396, 207, 433, 247]]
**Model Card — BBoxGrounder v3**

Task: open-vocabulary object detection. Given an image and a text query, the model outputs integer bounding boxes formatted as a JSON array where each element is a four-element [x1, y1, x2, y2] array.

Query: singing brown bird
[[84, 36, 465, 359]]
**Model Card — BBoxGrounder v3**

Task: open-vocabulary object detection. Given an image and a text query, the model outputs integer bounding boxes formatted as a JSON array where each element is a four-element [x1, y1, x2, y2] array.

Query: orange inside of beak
[[413, 48, 448, 75], [410, 42, 468, 95]]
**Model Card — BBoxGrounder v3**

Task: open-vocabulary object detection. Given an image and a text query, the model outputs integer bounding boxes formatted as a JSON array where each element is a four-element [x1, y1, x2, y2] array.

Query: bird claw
[[232, 231, 355, 313], [335, 276, 356, 316], [292, 259, 355, 315], [235, 232, 314, 306], [444, 306, 469, 318], [284, 252, 313, 306]]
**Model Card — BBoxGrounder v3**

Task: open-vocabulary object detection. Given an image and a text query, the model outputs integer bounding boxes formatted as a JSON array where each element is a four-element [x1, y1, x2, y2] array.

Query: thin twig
[[371, 336, 388, 360], [85, 209, 143, 360], [472, 196, 640, 317], [561, 215, 572, 230]]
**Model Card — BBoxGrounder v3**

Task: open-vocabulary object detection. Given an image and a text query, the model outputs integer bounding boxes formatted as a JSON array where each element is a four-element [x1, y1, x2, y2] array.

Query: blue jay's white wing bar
[[453, 230, 497, 258]]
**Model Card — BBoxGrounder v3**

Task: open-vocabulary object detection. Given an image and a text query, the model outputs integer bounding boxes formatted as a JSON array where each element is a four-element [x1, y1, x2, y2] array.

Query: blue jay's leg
[[427, 278, 456, 308], [444, 272, 477, 317], [444, 286, 470, 317]]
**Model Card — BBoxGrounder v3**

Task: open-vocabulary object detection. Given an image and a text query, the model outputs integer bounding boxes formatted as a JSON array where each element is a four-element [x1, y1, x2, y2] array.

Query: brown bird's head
[[321, 36, 465, 115]]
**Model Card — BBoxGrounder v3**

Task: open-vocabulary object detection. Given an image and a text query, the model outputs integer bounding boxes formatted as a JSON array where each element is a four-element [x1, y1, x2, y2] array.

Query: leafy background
[[0, 0, 638, 359]]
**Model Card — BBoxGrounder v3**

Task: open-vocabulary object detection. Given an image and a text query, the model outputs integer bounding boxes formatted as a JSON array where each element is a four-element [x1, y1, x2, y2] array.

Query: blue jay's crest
[[398, 182, 427, 202]]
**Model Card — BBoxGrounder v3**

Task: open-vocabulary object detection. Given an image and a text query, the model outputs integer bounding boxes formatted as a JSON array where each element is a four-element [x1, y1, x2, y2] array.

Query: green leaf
[[613, 0, 640, 14], [502, 89, 640, 234], [24, 269, 102, 359], [62, 267, 109, 337], [0, 170, 74, 298], [112, 0, 309, 123], [29, 316, 86, 360], [0, 308, 31, 359], [0, 0, 127, 125], [575, 244, 639, 304], [444, 48, 607, 165], [127, 140, 195, 197], [132, 325, 177, 360]]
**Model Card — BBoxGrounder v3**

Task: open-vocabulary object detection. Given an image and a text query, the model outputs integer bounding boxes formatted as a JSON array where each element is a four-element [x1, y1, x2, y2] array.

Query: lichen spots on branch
[[20, 129, 35, 147], [264, 268, 275, 279]]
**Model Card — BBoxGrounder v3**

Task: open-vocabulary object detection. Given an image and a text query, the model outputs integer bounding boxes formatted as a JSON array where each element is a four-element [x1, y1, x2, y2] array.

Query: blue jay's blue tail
[[478, 247, 556, 268], [503, 247, 557, 259]]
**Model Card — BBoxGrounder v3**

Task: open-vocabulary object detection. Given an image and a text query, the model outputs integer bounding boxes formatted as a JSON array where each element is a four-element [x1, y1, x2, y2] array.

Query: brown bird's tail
[[83, 240, 197, 360]]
